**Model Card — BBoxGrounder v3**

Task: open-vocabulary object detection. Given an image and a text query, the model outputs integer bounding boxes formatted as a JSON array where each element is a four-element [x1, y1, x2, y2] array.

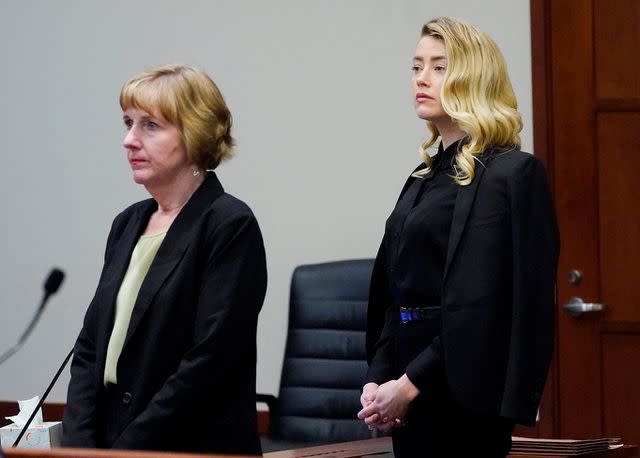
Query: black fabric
[[262, 259, 376, 452], [366, 148, 559, 426], [392, 371, 515, 457], [377, 140, 458, 385], [385, 140, 458, 309]]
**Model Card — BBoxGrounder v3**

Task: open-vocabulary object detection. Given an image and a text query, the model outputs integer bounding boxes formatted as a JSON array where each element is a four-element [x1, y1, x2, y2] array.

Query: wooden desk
[[263, 437, 638, 458], [1, 448, 256, 458], [264, 437, 390, 457], [1, 439, 636, 458]]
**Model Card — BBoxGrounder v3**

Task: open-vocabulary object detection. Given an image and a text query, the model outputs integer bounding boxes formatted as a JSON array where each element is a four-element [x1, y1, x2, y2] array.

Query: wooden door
[[529, 0, 640, 446]]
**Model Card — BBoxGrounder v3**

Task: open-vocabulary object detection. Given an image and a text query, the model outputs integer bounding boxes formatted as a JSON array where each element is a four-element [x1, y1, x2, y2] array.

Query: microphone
[[0, 268, 65, 365], [0, 268, 68, 449], [44, 269, 64, 297]]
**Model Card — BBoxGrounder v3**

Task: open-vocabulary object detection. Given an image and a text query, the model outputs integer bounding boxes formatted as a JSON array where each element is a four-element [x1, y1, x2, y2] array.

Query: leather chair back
[[273, 259, 375, 444]]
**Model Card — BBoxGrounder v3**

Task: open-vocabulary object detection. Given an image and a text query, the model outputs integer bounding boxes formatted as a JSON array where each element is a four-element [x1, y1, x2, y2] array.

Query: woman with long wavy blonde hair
[[358, 17, 558, 457]]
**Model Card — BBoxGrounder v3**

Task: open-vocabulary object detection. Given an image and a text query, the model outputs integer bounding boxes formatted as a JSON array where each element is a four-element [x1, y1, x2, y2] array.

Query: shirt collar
[[433, 139, 460, 171]]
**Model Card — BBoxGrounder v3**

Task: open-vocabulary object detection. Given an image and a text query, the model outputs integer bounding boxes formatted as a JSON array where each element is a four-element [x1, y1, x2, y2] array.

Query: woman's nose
[[123, 126, 140, 149], [416, 70, 430, 87]]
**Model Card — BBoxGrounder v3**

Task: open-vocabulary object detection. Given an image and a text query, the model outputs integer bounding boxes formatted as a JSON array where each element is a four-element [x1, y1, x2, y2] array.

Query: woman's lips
[[129, 159, 146, 167], [416, 93, 433, 102]]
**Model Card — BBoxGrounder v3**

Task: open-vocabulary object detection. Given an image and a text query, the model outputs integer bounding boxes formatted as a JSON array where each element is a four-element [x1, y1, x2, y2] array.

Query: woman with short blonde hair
[[119, 64, 235, 170], [62, 64, 266, 455]]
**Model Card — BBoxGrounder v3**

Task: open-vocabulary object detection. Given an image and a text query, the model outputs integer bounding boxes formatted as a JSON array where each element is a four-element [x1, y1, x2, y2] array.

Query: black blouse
[[384, 140, 459, 307], [378, 140, 459, 384]]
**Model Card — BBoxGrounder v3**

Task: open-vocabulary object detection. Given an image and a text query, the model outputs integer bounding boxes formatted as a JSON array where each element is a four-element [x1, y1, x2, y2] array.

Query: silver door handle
[[562, 297, 606, 317]]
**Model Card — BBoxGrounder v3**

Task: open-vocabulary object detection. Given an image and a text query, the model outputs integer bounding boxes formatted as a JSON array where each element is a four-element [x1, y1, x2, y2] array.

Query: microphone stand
[[0, 268, 66, 448], [0, 269, 64, 366], [11, 348, 74, 447], [0, 295, 51, 365]]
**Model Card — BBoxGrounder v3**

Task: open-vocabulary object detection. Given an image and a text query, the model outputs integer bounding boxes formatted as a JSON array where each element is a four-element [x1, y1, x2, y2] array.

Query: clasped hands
[[357, 374, 419, 432]]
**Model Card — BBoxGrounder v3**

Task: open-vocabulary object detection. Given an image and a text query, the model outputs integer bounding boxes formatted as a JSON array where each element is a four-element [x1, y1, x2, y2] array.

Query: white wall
[[0, 0, 531, 402]]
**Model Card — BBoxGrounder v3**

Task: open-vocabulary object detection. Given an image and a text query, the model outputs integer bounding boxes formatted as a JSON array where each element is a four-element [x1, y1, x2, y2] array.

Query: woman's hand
[[361, 382, 379, 408], [359, 382, 385, 430], [357, 374, 419, 431]]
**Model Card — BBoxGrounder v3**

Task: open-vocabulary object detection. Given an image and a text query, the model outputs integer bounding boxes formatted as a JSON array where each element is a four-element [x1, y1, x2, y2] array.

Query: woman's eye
[[124, 119, 133, 130], [411, 65, 422, 74], [144, 120, 159, 130], [434, 65, 447, 73]]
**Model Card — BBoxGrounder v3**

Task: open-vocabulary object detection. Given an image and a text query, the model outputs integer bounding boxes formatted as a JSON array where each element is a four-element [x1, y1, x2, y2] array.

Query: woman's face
[[412, 35, 449, 124], [122, 107, 191, 188]]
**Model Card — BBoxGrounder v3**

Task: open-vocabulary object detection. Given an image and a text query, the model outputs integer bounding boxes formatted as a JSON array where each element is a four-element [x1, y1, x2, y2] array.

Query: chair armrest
[[256, 393, 278, 437]]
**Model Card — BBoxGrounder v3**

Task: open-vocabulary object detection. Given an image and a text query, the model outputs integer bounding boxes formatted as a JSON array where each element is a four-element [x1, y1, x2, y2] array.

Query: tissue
[[5, 396, 43, 427], [0, 396, 61, 449]]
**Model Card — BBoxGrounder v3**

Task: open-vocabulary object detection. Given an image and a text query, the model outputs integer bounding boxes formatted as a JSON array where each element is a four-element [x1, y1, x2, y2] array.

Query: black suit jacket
[[366, 149, 559, 425], [62, 173, 267, 454]]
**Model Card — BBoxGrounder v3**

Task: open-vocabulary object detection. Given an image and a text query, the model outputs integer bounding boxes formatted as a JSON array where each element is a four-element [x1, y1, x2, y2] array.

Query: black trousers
[[393, 313, 514, 457], [391, 372, 514, 457]]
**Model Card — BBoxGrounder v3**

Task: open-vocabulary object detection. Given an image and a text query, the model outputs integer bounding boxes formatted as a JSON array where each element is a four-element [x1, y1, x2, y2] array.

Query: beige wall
[[0, 0, 531, 401]]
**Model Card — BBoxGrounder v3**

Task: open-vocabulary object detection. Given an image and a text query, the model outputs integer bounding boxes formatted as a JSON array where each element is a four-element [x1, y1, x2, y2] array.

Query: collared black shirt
[[384, 140, 459, 307], [378, 140, 459, 382]]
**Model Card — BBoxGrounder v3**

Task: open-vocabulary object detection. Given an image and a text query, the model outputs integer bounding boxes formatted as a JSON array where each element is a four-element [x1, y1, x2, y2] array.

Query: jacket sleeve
[[501, 155, 559, 424], [111, 212, 267, 449], [365, 235, 396, 385], [404, 336, 443, 390], [366, 167, 430, 386], [62, 216, 122, 447], [61, 301, 100, 447]]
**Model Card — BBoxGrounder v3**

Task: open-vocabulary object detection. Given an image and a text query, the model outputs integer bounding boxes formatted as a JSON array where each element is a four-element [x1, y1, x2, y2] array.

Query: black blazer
[[62, 173, 267, 455], [366, 149, 559, 425]]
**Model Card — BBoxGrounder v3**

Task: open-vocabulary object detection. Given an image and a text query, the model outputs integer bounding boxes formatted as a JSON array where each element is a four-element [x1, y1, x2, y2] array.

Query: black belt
[[399, 306, 441, 324]]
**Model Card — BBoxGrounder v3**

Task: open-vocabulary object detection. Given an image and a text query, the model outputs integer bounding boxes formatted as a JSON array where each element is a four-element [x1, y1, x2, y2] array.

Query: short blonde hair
[[120, 64, 234, 170], [417, 17, 523, 185]]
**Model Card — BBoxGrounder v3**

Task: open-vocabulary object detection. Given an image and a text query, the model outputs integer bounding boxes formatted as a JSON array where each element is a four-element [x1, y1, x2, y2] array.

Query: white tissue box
[[0, 422, 62, 449]]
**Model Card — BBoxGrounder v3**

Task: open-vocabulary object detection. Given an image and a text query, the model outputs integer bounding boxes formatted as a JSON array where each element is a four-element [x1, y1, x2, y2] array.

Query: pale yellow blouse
[[103, 232, 166, 386]]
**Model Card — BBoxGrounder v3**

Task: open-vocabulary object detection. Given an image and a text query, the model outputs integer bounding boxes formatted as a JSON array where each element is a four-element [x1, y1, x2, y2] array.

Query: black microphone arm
[[0, 268, 65, 366]]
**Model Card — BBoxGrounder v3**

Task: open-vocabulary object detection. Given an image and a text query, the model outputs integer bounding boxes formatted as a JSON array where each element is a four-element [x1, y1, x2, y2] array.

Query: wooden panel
[[550, 0, 603, 439], [598, 99, 640, 113], [602, 334, 640, 448], [0, 402, 65, 428], [531, 0, 553, 171], [603, 322, 640, 334], [594, 0, 640, 101], [529, 0, 557, 438], [597, 113, 640, 323]]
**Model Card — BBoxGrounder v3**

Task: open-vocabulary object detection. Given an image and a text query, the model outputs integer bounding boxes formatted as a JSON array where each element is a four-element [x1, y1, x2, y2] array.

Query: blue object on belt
[[399, 306, 441, 324]]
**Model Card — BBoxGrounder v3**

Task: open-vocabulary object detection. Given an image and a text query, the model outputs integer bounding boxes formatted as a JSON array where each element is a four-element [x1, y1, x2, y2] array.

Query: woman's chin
[[132, 172, 149, 185]]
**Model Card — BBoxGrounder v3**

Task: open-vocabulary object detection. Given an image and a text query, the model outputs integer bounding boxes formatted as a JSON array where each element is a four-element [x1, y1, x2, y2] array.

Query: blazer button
[[122, 392, 132, 405]]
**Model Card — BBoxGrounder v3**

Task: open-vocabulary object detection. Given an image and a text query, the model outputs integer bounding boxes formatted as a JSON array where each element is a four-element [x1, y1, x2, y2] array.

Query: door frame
[[528, 0, 558, 438]]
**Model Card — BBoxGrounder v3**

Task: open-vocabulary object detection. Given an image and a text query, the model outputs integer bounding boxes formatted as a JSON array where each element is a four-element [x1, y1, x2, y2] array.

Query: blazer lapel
[[443, 165, 486, 281], [122, 173, 225, 349], [95, 201, 155, 367]]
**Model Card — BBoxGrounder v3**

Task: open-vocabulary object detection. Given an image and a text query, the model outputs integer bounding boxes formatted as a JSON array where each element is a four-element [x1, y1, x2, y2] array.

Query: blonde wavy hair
[[120, 64, 234, 170], [415, 17, 523, 185]]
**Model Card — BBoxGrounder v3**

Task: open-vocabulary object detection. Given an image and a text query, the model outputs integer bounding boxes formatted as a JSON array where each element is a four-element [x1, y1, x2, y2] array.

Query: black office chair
[[258, 259, 376, 452]]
